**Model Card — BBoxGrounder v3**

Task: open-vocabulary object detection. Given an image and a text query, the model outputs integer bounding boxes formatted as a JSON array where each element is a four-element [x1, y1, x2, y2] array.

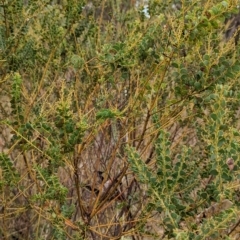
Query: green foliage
[[127, 83, 240, 238], [1, 0, 240, 239], [33, 165, 68, 204], [0, 153, 20, 188], [96, 108, 122, 120]]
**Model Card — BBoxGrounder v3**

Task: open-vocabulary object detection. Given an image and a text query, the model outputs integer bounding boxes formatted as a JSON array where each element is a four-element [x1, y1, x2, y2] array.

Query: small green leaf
[[210, 169, 218, 176], [96, 109, 121, 120], [171, 62, 178, 68], [210, 113, 217, 121]]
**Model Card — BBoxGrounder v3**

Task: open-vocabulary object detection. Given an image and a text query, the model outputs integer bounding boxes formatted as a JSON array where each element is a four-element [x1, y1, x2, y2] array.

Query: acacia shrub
[[0, 0, 240, 239]]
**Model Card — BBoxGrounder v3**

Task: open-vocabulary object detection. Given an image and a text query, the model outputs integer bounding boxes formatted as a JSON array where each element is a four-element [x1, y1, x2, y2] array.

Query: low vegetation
[[1, 0, 240, 239]]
